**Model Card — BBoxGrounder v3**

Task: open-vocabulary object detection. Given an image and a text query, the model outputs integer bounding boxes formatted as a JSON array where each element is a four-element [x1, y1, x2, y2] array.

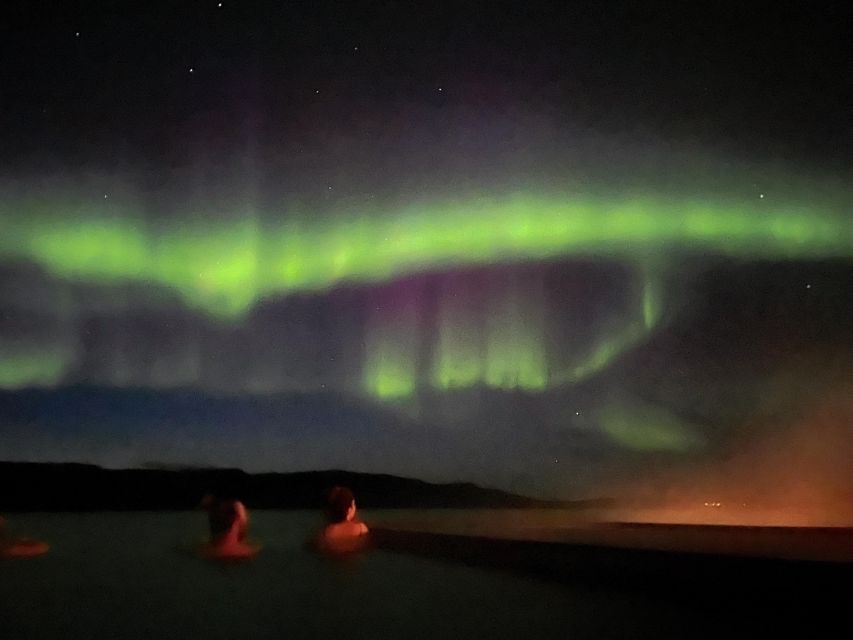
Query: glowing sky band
[[2, 192, 849, 318]]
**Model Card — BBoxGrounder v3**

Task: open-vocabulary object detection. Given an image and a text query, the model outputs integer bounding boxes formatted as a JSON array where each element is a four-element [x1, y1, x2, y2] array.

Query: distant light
[[759, 193, 765, 199], [189, 67, 194, 73], [806, 283, 812, 289], [75, 32, 80, 38], [218, 2, 222, 6], [104, 194, 108, 199], [438, 87, 443, 92], [575, 411, 580, 416]]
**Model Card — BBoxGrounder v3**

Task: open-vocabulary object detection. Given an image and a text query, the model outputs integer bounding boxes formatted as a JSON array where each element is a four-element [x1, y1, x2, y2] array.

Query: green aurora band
[[361, 261, 663, 400], [362, 287, 422, 401], [0, 350, 70, 389], [598, 402, 706, 452], [2, 190, 851, 397], [3, 192, 851, 318], [553, 261, 665, 385], [431, 271, 548, 393]]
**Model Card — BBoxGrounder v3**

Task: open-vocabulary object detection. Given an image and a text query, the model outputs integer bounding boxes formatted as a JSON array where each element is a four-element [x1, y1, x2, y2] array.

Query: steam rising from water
[[605, 385, 853, 527]]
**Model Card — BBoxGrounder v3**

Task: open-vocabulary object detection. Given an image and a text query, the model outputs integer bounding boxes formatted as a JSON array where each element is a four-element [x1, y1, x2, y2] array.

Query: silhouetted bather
[[0, 515, 49, 558], [197, 497, 259, 560], [314, 486, 370, 555]]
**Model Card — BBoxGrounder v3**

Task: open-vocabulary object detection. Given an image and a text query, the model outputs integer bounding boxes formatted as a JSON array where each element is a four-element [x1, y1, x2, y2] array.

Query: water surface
[[1, 511, 710, 639]]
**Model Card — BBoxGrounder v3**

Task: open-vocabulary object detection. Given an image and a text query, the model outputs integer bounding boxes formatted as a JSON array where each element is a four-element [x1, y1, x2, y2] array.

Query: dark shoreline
[[0, 462, 597, 511]]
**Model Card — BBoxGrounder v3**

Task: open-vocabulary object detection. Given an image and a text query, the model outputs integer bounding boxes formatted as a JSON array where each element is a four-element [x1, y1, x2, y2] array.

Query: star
[[189, 67, 195, 73]]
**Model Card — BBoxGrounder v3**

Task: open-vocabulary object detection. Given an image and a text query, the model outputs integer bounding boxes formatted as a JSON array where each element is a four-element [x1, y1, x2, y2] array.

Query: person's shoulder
[[197, 541, 260, 561], [343, 521, 366, 536]]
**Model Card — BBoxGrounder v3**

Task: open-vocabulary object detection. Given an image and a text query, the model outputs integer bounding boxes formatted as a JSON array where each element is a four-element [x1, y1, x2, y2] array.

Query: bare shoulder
[[197, 541, 260, 561], [358, 522, 369, 535]]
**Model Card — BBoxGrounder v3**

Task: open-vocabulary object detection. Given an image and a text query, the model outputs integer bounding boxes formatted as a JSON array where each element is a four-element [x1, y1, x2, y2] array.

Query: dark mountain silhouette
[[0, 462, 602, 511]]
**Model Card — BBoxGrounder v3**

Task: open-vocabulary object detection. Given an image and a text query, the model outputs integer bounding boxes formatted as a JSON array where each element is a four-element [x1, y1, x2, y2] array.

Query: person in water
[[315, 486, 370, 554], [198, 496, 258, 560], [0, 514, 50, 558]]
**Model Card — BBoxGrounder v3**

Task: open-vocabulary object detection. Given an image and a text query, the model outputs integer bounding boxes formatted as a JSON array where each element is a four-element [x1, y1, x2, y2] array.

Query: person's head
[[207, 498, 240, 539], [326, 486, 356, 523]]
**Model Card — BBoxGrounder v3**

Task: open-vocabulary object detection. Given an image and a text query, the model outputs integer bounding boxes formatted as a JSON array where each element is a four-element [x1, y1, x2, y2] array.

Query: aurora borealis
[[2, 185, 850, 402], [2, 191, 851, 319], [1, 1, 852, 501]]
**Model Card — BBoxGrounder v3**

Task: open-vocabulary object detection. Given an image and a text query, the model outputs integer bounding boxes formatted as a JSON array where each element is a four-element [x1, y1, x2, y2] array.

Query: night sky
[[1, 1, 851, 503]]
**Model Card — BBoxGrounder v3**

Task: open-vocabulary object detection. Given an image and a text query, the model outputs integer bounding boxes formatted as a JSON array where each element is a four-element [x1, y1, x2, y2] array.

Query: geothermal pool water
[[3, 510, 846, 639]]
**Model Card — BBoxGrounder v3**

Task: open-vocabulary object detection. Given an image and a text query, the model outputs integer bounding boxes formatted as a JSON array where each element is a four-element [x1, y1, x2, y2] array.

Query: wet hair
[[326, 486, 355, 523], [207, 498, 239, 538]]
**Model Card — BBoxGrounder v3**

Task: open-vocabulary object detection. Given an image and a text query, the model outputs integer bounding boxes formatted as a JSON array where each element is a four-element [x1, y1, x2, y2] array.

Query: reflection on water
[[0, 511, 700, 640]]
